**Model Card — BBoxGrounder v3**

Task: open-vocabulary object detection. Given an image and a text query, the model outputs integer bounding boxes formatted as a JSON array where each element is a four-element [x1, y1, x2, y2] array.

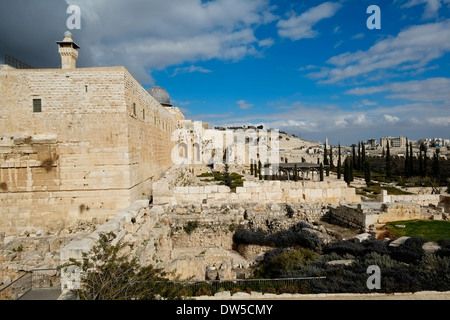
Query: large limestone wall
[[0, 67, 178, 235], [123, 71, 178, 201], [153, 180, 361, 206], [329, 202, 439, 230], [376, 190, 441, 206]]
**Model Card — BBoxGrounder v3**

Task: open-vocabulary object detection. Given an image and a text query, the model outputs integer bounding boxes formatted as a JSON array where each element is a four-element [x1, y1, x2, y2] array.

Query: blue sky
[[1, 0, 450, 145]]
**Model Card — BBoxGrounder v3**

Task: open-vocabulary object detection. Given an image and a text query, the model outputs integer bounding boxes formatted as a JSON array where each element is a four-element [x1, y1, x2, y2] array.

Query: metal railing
[[0, 269, 60, 300], [168, 277, 327, 296]]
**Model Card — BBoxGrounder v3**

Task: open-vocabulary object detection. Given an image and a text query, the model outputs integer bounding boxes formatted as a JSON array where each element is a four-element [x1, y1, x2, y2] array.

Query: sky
[[1, 0, 449, 145]]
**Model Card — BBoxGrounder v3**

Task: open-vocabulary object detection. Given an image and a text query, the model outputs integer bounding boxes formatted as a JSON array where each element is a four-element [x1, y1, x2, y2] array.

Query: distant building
[[380, 136, 407, 148], [366, 139, 379, 149]]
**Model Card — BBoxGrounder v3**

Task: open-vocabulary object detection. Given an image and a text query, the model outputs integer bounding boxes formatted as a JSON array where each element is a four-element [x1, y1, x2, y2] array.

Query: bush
[[323, 240, 364, 256], [253, 249, 317, 279], [183, 221, 200, 235], [389, 236, 427, 264], [195, 287, 212, 297], [233, 225, 322, 251], [60, 233, 184, 300]]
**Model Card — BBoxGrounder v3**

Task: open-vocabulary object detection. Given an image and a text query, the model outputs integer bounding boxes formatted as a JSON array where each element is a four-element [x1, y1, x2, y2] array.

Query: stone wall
[[59, 200, 334, 288], [0, 67, 179, 235], [153, 180, 361, 206], [329, 202, 441, 230], [376, 190, 441, 206], [438, 195, 450, 214]]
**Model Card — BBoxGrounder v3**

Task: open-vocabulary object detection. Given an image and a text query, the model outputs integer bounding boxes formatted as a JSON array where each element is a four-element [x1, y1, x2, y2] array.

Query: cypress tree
[[352, 144, 357, 170], [386, 143, 392, 179], [250, 161, 254, 176], [357, 142, 361, 171], [344, 158, 350, 185], [320, 163, 324, 182], [349, 159, 354, 182], [337, 144, 342, 180], [405, 139, 409, 177], [432, 149, 440, 180], [364, 160, 372, 187], [419, 143, 425, 177], [409, 143, 414, 176], [423, 144, 428, 177], [258, 160, 262, 180], [361, 143, 366, 171], [223, 164, 232, 188], [329, 146, 334, 169]]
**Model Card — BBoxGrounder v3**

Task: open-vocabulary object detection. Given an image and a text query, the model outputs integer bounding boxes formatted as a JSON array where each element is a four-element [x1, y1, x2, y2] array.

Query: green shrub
[[253, 249, 317, 279], [183, 221, 200, 235], [389, 236, 427, 264]]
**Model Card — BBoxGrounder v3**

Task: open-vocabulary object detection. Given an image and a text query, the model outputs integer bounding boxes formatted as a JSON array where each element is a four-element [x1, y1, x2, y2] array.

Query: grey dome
[[64, 30, 73, 38], [148, 86, 171, 106]]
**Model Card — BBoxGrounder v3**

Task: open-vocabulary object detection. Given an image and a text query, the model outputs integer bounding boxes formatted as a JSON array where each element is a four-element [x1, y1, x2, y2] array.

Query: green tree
[[337, 144, 342, 180], [364, 160, 372, 187], [386, 143, 392, 179], [250, 161, 254, 176], [60, 233, 183, 300], [258, 160, 262, 180], [349, 159, 354, 182], [405, 138, 410, 177], [357, 142, 361, 171], [432, 149, 440, 180], [361, 143, 366, 171], [319, 163, 324, 182], [329, 146, 334, 169], [344, 158, 351, 185], [423, 144, 428, 177], [223, 164, 232, 188]]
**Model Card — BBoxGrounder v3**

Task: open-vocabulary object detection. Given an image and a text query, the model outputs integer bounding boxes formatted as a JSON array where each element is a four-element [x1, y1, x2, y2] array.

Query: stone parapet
[[153, 179, 361, 206]]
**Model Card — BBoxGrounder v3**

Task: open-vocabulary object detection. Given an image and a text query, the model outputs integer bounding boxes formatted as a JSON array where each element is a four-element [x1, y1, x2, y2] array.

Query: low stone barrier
[[153, 180, 361, 206]]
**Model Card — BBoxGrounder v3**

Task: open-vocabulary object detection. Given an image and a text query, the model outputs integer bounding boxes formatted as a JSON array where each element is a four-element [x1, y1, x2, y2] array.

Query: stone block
[[217, 185, 230, 193], [236, 187, 247, 194]]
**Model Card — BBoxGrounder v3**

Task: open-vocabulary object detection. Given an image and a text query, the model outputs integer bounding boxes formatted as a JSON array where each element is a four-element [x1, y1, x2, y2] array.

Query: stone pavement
[[196, 291, 450, 300], [18, 288, 62, 300]]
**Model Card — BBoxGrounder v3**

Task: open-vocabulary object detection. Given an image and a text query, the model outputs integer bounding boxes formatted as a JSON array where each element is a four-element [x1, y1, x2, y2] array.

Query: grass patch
[[355, 183, 413, 198], [386, 220, 450, 242], [199, 171, 244, 190]]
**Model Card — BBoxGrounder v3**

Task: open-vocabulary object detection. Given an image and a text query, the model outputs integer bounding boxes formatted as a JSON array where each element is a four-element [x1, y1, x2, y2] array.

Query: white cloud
[[309, 20, 450, 84], [258, 38, 275, 47], [171, 65, 212, 77], [427, 117, 450, 126], [346, 78, 450, 102], [277, 2, 342, 41], [66, 0, 276, 83], [351, 33, 365, 40], [384, 114, 401, 124], [237, 100, 254, 110], [402, 0, 444, 19]]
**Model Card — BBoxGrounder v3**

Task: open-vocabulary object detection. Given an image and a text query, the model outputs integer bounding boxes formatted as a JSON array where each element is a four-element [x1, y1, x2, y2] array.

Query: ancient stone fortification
[[329, 195, 449, 230], [153, 179, 361, 206], [0, 65, 182, 235], [60, 198, 340, 288]]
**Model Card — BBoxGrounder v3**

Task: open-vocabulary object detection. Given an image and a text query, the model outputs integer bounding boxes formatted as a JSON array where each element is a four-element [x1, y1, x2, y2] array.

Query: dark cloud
[[0, 0, 93, 68]]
